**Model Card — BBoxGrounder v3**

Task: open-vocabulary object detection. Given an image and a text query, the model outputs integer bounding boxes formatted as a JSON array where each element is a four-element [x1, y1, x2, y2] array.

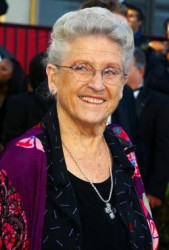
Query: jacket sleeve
[[0, 169, 29, 249], [0, 129, 47, 249]]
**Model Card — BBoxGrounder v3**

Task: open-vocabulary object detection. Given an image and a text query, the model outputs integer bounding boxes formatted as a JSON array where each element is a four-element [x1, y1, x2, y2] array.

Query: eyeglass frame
[[55, 63, 128, 85]]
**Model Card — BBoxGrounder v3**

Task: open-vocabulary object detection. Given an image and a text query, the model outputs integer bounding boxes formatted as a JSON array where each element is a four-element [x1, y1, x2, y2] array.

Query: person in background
[[0, 7, 158, 249], [164, 18, 169, 66], [0, 57, 27, 151], [147, 17, 169, 57], [0, 0, 8, 22], [145, 18, 169, 95], [1, 52, 50, 146], [0, 45, 13, 61], [127, 47, 169, 232], [0, 0, 8, 17], [125, 3, 148, 48], [80, 0, 127, 16], [0, 57, 27, 106]]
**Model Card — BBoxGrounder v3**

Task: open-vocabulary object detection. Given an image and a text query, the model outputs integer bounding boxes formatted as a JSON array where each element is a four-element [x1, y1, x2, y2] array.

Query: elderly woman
[[0, 7, 158, 250]]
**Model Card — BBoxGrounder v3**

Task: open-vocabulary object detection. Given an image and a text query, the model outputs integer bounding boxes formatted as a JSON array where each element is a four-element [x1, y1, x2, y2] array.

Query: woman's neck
[[57, 106, 111, 182], [58, 107, 106, 150]]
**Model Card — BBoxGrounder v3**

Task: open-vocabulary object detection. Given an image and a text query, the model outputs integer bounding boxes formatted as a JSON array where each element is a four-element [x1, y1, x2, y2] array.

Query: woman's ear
[[124, 74, 128, 85], [119, 82, 126, 100], [119, 88, 123, 100], [46, 64, 57, 95]]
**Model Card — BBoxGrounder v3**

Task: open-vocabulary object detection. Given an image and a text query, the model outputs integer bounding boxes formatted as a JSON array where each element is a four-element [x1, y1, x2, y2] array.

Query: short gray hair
[[46, 7, 134, 72]]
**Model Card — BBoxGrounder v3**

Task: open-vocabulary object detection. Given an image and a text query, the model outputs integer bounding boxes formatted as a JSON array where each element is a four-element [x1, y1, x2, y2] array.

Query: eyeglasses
[[56, 63, 127, 86]]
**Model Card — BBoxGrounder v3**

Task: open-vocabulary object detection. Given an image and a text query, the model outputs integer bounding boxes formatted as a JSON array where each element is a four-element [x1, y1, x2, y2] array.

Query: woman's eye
[[74, 64, 89, 72], [104, 68, 120, 76]]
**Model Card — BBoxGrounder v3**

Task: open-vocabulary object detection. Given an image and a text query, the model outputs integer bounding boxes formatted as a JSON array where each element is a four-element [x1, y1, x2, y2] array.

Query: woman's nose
[[87, 71, 105, 91]]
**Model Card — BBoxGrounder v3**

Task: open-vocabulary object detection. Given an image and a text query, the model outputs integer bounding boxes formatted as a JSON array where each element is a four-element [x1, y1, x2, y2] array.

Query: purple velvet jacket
[[0, 125, 46, 249], [0, 123, 159, 250]]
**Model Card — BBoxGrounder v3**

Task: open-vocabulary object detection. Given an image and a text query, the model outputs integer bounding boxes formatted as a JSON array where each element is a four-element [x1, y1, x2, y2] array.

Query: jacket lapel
[[105, 127, 152, 249], [40, 105, 82, 245]]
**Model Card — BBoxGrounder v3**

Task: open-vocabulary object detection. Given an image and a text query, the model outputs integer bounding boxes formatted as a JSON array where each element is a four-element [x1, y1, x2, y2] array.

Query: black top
[[41, 106, 153, 250], [69, 165, 130, 250]]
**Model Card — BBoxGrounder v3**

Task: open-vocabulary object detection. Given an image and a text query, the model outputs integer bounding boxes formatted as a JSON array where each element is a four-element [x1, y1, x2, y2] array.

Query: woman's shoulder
[[1, 124, 45, 155], [12, 123, 45, 153], [0, 125, 47, 221], [0, 124, 46, 182]]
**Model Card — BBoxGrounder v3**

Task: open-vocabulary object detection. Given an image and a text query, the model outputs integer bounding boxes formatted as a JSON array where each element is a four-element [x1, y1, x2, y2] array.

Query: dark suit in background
[[1, 80, 53, 145], [112, 84, 138, 146], [127, 48, 169, 233], [135, 87, 169, 200]]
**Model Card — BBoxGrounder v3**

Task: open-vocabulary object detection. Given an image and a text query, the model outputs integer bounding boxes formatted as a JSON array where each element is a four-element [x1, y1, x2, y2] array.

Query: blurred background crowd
[[0, 0, 169, 249]]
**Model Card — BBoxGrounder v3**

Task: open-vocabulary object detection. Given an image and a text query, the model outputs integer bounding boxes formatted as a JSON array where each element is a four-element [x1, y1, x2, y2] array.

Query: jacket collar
[[40, 106, 136, 247], [40, 105, 82, 247], [105, 126, 135, 176]]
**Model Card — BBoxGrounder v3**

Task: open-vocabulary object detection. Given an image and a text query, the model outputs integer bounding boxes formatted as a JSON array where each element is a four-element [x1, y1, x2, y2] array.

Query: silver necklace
[[62, 138, 116, 219]]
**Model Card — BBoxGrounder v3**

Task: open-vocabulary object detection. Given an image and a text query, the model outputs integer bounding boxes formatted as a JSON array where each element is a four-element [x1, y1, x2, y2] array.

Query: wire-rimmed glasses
[[56, 63, 127, 85]]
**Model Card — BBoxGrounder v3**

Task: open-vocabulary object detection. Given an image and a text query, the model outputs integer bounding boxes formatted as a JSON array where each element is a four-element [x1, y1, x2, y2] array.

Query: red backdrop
[[0, 22, 51, 74]]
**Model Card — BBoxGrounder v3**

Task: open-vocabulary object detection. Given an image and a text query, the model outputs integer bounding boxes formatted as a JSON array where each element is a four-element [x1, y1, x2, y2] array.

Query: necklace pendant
[[105, 202, 116, 219]]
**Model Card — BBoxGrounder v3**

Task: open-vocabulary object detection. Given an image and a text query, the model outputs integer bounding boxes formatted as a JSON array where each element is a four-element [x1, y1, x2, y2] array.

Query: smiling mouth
[[80, 96, 105, 104]]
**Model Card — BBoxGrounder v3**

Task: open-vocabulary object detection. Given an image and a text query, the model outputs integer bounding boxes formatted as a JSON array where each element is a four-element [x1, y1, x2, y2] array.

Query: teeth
[[81, 96, 104, 104]]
